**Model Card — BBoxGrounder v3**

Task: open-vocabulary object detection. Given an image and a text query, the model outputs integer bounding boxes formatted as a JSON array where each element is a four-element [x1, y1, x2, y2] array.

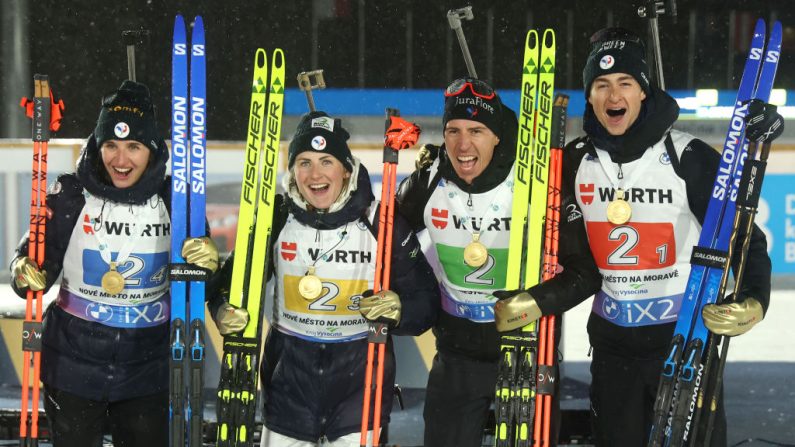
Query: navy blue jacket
[[11, 134, 173, 401], [212, 164, 440, 441]]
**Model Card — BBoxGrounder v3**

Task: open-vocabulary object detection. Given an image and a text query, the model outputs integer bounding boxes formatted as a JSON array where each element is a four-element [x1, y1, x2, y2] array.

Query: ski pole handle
[[447, 7, 478, 78], [297, 69, 326, 112], [122, 29, 150, 81], [383, 111, 421, 163]]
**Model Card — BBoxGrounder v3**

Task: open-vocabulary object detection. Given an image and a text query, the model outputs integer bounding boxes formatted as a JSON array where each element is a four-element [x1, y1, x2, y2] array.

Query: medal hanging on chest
[[443, 177, 511, 270], [606, 188, 632, 225], [101, 261, 125, 295], [593, 146, 658, 227], [295, 223, 349, 301], [464, 233, 488, 267], [298, 266, 323, 300], [90, 200, 145, 296]]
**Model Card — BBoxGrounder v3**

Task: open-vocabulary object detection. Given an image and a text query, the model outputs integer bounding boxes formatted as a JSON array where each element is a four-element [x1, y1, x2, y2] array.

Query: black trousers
[[423, 351, 560, 447], [44, 385, 168, 447], [590, 349, 727, 447]]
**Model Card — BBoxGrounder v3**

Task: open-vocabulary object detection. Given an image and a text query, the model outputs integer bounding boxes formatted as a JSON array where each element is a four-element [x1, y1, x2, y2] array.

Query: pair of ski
[[215, 48, 285, 447], [169, 14, 209, 447], [18, 75, 64, 447], [648, 19, 781, 447], [495, 29, 569, 447]]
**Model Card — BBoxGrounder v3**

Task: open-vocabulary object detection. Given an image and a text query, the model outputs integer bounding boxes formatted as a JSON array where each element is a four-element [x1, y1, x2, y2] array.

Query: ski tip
[[753, 18, 766, 37], [174, 15, 186, 36], [273, 48, 285, 68], [543, 28, 555, 48], [526, 29, 538, 49], [255, 48, 267, 68], [194, 15, 204, 27], [771, 20, 782, 36]]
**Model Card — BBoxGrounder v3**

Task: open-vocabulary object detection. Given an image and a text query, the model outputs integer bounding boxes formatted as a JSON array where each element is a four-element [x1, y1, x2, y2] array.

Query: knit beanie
[[94, 80, 161, 153], [583, 27, 651, 98], [288, 111, 353, 172], [443, 77, 503, 138]]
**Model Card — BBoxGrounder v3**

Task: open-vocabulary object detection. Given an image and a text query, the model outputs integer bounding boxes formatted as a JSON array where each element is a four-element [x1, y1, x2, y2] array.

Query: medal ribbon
[[593, 146, 658, 198], [442, 170, 513, 244], [92, 203, 145, 271]]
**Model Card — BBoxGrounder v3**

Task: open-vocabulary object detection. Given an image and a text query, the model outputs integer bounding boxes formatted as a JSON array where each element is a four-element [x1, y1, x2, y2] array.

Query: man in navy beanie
[[397, 77, 601, 447], [563, 27, 783, 446]]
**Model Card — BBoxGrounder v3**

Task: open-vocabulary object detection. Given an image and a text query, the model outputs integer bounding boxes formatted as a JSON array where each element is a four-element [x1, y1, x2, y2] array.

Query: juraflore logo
[[455, 96, 494, 114]]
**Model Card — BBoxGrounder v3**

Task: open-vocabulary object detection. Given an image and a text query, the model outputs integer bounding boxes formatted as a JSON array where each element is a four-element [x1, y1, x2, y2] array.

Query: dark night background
[[1, 0, 792, 140]]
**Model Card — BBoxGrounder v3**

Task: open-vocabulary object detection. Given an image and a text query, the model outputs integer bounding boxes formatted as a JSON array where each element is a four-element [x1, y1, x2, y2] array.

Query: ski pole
[[297, 69, 326, 112], [122, 29, 150, 82], [359, 109, 420, 447], [18, 74, 64, 447], [534, 94, 568, 447], [447, 7, 478, 78]]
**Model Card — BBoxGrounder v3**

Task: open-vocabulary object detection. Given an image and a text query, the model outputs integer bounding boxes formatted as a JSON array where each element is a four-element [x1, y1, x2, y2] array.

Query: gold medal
[[101, 262, 125, 295], [463, 233, 489, 268], [606, 188, 632, 225], [298, 266, 323, 300]]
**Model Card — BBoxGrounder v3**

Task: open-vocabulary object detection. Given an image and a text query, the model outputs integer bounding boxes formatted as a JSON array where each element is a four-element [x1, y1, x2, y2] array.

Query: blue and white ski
[[648, 18, 781, 447], [170, 14, 208, 447]]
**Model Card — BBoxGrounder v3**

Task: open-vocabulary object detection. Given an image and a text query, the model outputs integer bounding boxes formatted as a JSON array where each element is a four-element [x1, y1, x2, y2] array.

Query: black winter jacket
[[396, 104, 602, 363], [566, 86, 771, 359], [10, 134, 174, 401], [212, 163, 440, 441]]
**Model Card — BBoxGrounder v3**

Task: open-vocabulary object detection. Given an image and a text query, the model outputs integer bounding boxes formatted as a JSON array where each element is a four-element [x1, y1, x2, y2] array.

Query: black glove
[[745, 99, 784, 143]]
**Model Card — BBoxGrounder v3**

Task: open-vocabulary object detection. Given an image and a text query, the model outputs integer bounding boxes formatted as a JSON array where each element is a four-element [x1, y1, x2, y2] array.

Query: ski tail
[[188, 15, 207, 447], [19, 74, 56, 447], [169, 14, 188, 447]]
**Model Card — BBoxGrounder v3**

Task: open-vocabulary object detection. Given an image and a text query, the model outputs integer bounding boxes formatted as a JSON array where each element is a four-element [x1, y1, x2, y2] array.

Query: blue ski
[[666, 20, 781, 447], [170, 14, 208, 447], [188, 16, 207, 447], [170, 15, 189, 447], [648, 18, 781, 447]]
